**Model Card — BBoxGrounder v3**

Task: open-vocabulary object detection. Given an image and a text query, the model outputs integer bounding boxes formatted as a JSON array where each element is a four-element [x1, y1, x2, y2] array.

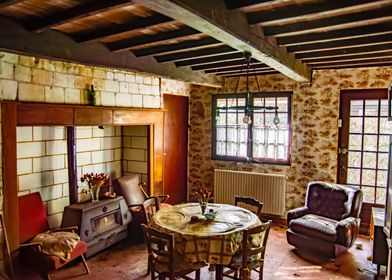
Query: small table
[[151, 203, 261, 279], [370, 207, 388, 276]]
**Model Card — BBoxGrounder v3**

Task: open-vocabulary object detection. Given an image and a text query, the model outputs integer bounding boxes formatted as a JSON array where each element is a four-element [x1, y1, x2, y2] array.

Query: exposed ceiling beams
[[131, 0, 311, 82]]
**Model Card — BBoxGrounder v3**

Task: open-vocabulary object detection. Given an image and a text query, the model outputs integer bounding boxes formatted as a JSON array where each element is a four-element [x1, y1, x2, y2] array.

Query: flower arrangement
[[193, 187, 213, 204], [80, 172, 109, 189]]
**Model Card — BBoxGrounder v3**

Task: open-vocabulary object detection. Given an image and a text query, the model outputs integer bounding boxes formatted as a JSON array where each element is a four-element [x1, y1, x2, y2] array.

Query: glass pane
[[277, 145, 286, 159], [364, 117, 378, 134], [362, 186, 375, 203], [347, 168, 360, 185], [365, 99, 379, 116], [254, 98, 264, 106], [276, 114, 288, 125], [378, 153, 389, 170], [253, 113, 264, 126], [380, 117, 392, 134], [217, 98, 227, 107], [362, 152, 376, 169], [265, 98, 275, 107], [265, 113, 275, 126], [277, 98, 288, 112], [350, 100, 363, 116], [377, 170, 388, 187], [348, 151, 361, 168], [237, 98, 245, 107], [376, 188, 386, 204], [380, 100, 388, 117], [362, 169, 375, 186], [348, 134, 362, 151], [363, 135, 378, 151], [227, 113, 238, 124], [379, 135, 390, 152], [216, 141, 226, 155], [349, 117, 363, 133]]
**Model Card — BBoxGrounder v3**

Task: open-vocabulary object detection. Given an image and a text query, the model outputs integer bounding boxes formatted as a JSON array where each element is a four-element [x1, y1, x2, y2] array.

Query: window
[[211, 92, 291, 164]]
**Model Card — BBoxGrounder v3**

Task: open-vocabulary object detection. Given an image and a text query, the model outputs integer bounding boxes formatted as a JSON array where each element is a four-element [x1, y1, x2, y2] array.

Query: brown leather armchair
[[286, 181, 363, 257]]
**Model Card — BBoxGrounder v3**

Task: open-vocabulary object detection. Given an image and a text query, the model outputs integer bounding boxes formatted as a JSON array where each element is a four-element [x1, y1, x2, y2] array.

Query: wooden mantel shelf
[[1, 101, 164, 251]]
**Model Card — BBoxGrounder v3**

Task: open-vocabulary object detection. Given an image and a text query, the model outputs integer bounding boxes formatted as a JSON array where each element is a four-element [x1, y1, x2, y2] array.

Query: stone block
[[53, 72, 67, 87], [101, 136, 121, 149], [17, 127, 33, 142], [76, 126, 93, 139], [115, 93, 132, 107], [47, 212, 63, 229], [53, 169, 69, 184], [138, 84, 151, 95], [106, 71, 114, 80], [1, 52, 18, 64], [114, 148, 122, 161], [45, 86, 65, 103], [2, 80, 17, 100], [66, 65, 80, 75], [152, 77, 160, 86], [67, 74, 75, 87], [119, 82, 128, 93], [75, 76, 92, 89], [77, 152, 91, 166], [92, 163, 107, 174], [132, 136, 147, 149], [33, 155, 66, 172], [92, 78, 104, 91], [152, 85, 160, 95], [93, 126, 115, 137], [19, 55, 35, 67], [33, 126, 65, 141], [123, 126, 146, 137], [125, 74, 135, 83], [135, 74, 144, 83], [114, 72, 126, 82], [0, 62, 14, 79], [80, 67, 93, 77], [131, 94, 143, 107], [126, 161, 148, 174], [54, 61, 64, 72], [128, 82, 138, 94], [76, 138, 101, 152], [91, 150, 114, 164], [65, 88, 81, 104], [115, 126, 122, 136], [105, 80, 119, 92], [63, 183, 69, 196], [42, 60, 56, 72], [17, 142, 45, 158], [14, 65, 31, 82], [32, 69, 53, 85], [93, 68, 106, 79], [36, 184, 63, 202], [106, 161, 121, 175], [100, 91, 116, 107], [123, 148, 145, 161], [47, 197, 69, 215], [122, 136, 131, 147], [18, 171, 54, 191], [143, 76, 152, 85], [46, 140, 67, 155], [142, 95, 156, 108], [17, 158, 32, 175], [19, 83, 45, 102]]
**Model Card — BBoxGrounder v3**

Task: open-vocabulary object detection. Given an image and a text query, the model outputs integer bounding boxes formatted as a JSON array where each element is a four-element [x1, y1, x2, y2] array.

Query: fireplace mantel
[[1, 101, 165, 251]]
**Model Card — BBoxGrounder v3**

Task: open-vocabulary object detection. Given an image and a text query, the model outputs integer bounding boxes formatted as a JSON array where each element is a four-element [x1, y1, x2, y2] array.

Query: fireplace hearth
[[61, 196, 132, 257]]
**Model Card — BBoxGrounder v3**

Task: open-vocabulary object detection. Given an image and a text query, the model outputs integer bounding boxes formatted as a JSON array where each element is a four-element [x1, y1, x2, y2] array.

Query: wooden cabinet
[[370, 207, 388, 276]]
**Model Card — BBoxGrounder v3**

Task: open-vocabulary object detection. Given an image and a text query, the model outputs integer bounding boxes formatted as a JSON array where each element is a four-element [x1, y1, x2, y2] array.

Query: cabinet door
[[163, 94, 188, 204]]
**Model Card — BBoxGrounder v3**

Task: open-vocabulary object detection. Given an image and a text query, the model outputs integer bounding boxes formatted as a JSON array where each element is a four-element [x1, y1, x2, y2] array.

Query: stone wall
[[188, 66, 392, 213]]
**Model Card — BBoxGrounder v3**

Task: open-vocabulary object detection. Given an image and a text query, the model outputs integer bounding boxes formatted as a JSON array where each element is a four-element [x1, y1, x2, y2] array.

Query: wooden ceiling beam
[[288, 33, 392, 53], [154, 45, 236, 63], [132, 0, 311, 82], [133, 37, 221, 57], [302, 51, 392, 63], [174, 52, 243, 67], [264, 7, 392, 37], [0, 0, 24, 9], [277, 22, 392, 46], [25, 0, 131, 33], [204, 63, 268, 74], [307, 54, 392, 65], [313, 60, 392, 70], [191, 59, 262, 71], [221, 70, 278, 77], [214, 66, 271, 76], [0, 16, 222, 87], [224, 0, 274, 11], [247, 0, 377, 26], [73, 14, 174, 43], [296, 42, 392, 59], [107, 26, 200, 52]]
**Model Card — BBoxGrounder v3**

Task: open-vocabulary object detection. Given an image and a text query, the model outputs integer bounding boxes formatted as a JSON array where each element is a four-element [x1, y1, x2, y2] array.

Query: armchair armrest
[[20, 242, 42, 252], [336, 217, 359, 248], [287, 206, 309, 226], [157, 195, 169, 204]]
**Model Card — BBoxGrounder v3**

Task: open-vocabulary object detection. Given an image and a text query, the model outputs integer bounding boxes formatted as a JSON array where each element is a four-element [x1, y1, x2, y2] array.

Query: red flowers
[[193, 187, 213, 203], [80, 173, 109, 189]]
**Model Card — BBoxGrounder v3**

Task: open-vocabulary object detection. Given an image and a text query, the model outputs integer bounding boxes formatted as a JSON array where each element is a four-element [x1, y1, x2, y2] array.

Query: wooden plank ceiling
[[0, 0, 391, 82]]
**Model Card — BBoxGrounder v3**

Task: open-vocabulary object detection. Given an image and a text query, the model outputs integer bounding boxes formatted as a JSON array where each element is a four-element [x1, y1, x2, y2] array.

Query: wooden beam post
[[132, 0, 311, 82], [67, 127, 78, 205]]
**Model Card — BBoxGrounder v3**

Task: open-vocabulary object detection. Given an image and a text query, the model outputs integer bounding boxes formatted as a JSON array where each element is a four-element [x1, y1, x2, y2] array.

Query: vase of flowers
[[193, 188, 213, 214], [81, 172, 109, 202]]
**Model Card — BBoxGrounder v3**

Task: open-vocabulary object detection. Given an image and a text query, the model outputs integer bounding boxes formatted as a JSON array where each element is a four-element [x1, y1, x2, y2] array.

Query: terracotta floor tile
[[15, 225, 381, 280]]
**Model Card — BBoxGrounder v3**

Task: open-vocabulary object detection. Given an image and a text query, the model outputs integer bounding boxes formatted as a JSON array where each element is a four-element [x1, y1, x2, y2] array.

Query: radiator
[[214, 169, 287, 216]]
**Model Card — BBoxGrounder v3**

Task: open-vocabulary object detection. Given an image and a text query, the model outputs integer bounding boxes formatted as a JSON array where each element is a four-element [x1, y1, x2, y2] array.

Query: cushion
[[117, 175, 146, 205], [289, 214, 338, 243], [31, 231, 80, 260]]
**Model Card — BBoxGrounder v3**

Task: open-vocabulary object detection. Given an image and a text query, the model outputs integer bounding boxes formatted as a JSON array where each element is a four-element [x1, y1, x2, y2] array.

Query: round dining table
[[150, 202, 262, 278]]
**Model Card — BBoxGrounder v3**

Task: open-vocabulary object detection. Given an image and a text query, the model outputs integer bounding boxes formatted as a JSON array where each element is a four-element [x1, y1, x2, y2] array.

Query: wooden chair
[[235, 196, 264, 218], [141, 224, 205, 280], [18, 192, 90, 280], [222, 221, 271, 280], [143, 196, 160, 223]]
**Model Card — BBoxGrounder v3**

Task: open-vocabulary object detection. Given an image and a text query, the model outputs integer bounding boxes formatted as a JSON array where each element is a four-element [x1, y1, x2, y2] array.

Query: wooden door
[[338, 89, 389, 233], [163, 94, 189, 204]]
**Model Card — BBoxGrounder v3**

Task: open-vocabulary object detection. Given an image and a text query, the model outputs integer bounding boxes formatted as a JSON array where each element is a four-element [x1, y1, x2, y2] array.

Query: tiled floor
[[16, 225, 380, 280]]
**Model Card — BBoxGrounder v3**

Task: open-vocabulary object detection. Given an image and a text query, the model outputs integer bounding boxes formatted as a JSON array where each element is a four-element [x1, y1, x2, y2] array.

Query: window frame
[[211, 91, 292, 165]]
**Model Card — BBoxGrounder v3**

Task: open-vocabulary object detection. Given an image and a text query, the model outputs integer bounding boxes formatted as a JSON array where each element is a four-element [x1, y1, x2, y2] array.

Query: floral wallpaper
[[188, 66, 392, 212]]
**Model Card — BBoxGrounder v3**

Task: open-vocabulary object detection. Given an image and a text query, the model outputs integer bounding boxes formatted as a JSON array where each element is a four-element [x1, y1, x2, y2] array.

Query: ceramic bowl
[[203, 210, 219, 220]]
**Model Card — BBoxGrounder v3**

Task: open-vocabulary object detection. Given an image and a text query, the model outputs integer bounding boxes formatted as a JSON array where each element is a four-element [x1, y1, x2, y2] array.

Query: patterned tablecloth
[[150, 203, 261, 265]]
